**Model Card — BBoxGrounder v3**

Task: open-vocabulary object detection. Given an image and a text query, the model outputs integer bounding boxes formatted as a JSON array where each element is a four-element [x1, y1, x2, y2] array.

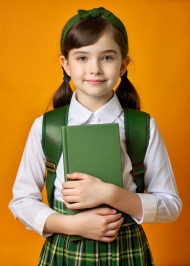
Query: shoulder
[[123, 109, 162, 143], [147, 116, 165, 152], [149, 115, 157, 126], [122, 108, 150, 122], [29, 115, 44, 140], [149, 116, 162, 136], [33, 115, 43, 128], [43, 105, 69, 117], [123, 108, 159, 129]]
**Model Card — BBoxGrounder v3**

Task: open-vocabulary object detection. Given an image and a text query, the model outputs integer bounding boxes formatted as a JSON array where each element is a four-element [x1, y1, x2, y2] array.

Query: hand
[[74, 207, 124, 242], [62, 172, 109, 209]]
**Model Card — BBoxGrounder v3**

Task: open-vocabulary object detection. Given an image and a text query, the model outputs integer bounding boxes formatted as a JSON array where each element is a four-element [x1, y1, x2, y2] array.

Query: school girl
[[9, 7, 182, 265]]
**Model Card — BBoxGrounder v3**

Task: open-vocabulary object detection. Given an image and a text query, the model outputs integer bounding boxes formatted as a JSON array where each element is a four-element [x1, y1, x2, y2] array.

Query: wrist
[[104, 183, 118, 206], [72, 212, 86, 236], [43, 213, 77, 236], [104, 185, 143, 220], [60, 214, 76, 235]]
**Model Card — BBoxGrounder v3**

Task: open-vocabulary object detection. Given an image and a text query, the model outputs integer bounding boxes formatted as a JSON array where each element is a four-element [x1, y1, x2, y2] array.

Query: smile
[[85, 80, 106, 85]]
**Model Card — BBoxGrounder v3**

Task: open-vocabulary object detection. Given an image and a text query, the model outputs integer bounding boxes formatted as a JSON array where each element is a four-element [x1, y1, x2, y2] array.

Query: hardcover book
[[61, 123, 123, 240]]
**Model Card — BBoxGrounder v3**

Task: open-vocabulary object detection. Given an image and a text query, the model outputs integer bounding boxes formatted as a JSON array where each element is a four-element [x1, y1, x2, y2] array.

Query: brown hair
[[53, 16, 141, 110]]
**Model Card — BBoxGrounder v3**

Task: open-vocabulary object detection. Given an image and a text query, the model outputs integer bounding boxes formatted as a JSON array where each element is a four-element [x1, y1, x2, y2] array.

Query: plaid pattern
[[38, 199, 154, 266]]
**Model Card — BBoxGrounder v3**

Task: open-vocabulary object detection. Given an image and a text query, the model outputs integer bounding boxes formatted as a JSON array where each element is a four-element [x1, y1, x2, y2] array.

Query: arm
[[43, 208, 124, 242], [119, 116, 182, 224], [62, 173, 143, 220], [9, 116, 58, 237], [62, 117, 182, 224], [141, 117, 182, 223], [9, 116, 123, 241], [104, 184, 143, 220]]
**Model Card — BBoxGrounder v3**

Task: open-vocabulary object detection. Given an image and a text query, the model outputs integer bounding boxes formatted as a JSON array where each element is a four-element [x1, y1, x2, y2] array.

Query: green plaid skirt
[[38, 199, 154, 266]]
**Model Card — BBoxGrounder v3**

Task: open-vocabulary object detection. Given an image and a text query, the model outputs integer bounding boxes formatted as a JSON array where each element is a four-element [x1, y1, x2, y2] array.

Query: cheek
[[106, 65, 121, 87], [107, 65, 120, 80], [70, 64, 85, 78]]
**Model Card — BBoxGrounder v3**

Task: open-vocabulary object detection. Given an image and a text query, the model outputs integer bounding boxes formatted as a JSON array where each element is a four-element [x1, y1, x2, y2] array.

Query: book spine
[[62, 126, 69, 181], [62, 127, 85, 241]]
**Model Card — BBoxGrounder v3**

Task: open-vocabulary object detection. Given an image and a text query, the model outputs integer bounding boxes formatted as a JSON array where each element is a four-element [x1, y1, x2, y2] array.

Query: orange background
[[1, 0, 189, 265]]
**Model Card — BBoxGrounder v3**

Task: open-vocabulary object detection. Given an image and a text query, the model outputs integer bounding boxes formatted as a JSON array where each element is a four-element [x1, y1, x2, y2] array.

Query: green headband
[[60, 7, 128, 49]]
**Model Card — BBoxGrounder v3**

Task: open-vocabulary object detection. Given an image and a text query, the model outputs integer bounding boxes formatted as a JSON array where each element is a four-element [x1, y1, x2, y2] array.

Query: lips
[[85, 80, 106, 84]]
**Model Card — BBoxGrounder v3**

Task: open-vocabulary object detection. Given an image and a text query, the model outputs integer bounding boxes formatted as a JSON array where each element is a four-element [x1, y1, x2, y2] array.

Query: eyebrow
[[72, 49, 117, 55]]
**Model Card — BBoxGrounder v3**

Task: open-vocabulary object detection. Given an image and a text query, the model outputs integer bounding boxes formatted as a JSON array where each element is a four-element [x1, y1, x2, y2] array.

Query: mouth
[[85, 80, 106, 85]]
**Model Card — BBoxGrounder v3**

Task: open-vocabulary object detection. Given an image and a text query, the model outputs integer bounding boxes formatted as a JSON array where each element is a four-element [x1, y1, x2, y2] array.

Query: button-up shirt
[[9, 91, 182, 237]]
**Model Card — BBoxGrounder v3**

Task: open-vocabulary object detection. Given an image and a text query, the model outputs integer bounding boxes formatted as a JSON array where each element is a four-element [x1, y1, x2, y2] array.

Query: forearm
[[43, 213, 76, 235], [62, 173, 141, 221], [105, 184, 143, 220]]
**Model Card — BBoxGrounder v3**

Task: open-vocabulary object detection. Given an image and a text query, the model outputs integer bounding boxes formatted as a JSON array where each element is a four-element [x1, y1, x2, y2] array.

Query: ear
[[60, 55, 71, 76], [120, 56, 130, 77]]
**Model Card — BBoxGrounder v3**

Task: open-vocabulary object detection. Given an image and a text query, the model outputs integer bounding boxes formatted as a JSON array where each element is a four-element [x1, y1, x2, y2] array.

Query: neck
[[75, 91, 114, 112]]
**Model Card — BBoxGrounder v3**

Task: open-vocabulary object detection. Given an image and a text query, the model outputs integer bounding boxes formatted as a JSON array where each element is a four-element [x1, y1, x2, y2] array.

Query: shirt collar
[[69, 91, 123, 124]]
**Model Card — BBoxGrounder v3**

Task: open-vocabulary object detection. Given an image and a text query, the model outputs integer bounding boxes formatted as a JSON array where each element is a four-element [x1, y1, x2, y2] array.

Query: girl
[[9, 7, 182, 265]]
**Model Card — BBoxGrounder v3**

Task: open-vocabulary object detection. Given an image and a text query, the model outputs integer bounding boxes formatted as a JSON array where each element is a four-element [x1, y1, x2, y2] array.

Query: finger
[[62, 188, 75, 196], [67, 172, 87, 180], [95, 208, 117, 216], [62, 196, 79, 203], [105, 212, 123, 223], [64, 201, 84, 209], [62, 181, 80, 189], [107, 217, 124, 230], [100, 234, 118, 243], [103, 228, 120, 237]]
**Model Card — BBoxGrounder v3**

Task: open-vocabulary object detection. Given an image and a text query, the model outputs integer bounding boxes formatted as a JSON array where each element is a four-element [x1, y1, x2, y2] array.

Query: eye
[[77, 56, 87, 61], [103, 55, 113, 61]]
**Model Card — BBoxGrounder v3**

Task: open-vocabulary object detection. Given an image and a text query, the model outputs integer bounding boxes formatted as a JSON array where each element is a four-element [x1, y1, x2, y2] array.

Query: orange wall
[[1, 0, 189, 265]]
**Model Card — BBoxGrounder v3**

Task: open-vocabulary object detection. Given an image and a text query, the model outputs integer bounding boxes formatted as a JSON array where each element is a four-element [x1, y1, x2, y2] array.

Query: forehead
[[69, 30, 121, 56]]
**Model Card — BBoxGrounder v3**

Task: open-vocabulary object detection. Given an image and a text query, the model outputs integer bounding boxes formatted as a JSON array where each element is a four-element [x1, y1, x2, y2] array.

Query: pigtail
[[53, 68, 73, 109], [53, 16, 140, 110], [116, 70, 141, 110]]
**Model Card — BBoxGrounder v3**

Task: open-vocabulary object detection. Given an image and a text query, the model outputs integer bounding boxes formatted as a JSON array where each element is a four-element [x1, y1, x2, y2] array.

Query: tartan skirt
[[38, 199, 154, 266]]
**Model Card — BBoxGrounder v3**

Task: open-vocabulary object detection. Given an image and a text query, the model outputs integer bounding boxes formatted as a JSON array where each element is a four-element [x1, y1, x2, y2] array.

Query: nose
[[89, 59, 102, 75]]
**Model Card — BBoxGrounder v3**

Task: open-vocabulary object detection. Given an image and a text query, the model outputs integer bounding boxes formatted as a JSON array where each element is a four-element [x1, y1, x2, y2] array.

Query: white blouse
[[9, 91, 182, 237]]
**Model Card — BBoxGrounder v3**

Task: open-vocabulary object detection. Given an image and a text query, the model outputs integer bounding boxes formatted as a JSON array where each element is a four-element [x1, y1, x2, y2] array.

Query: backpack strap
[[124, 108, 150, 193], [42, 105, 69, 208], [42, 106, 150, 210]]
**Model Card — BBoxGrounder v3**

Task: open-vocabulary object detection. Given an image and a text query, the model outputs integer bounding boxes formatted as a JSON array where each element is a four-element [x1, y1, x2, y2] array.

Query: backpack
[[42, 105, 150, 222]]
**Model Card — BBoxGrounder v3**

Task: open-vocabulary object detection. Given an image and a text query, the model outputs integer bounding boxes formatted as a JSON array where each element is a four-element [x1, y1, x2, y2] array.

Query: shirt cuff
[[27, 207, 58, 238], [132, 193, 157, 224]]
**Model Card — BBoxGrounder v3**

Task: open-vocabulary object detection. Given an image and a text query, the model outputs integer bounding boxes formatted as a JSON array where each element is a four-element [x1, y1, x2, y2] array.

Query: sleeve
[[8, 116, 58, 237], [134, 116, 182, 224]]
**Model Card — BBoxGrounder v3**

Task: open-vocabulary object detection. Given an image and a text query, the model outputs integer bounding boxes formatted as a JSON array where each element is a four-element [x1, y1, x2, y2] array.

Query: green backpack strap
[[42, 105, 69, 208], [42, 105, 150, 209], [124, 108, 150, 193]]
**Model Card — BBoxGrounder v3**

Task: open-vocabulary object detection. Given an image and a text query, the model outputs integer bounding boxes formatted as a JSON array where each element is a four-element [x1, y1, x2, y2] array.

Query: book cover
[[61, 123, 123, 240]]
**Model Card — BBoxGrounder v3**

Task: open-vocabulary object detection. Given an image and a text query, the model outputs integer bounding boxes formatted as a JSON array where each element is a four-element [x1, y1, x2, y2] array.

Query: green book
[[61, 123, 123, 241]]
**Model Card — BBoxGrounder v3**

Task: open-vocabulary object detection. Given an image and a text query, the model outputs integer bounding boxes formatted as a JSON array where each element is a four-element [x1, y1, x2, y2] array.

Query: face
[[60, 29, 127, 105]]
